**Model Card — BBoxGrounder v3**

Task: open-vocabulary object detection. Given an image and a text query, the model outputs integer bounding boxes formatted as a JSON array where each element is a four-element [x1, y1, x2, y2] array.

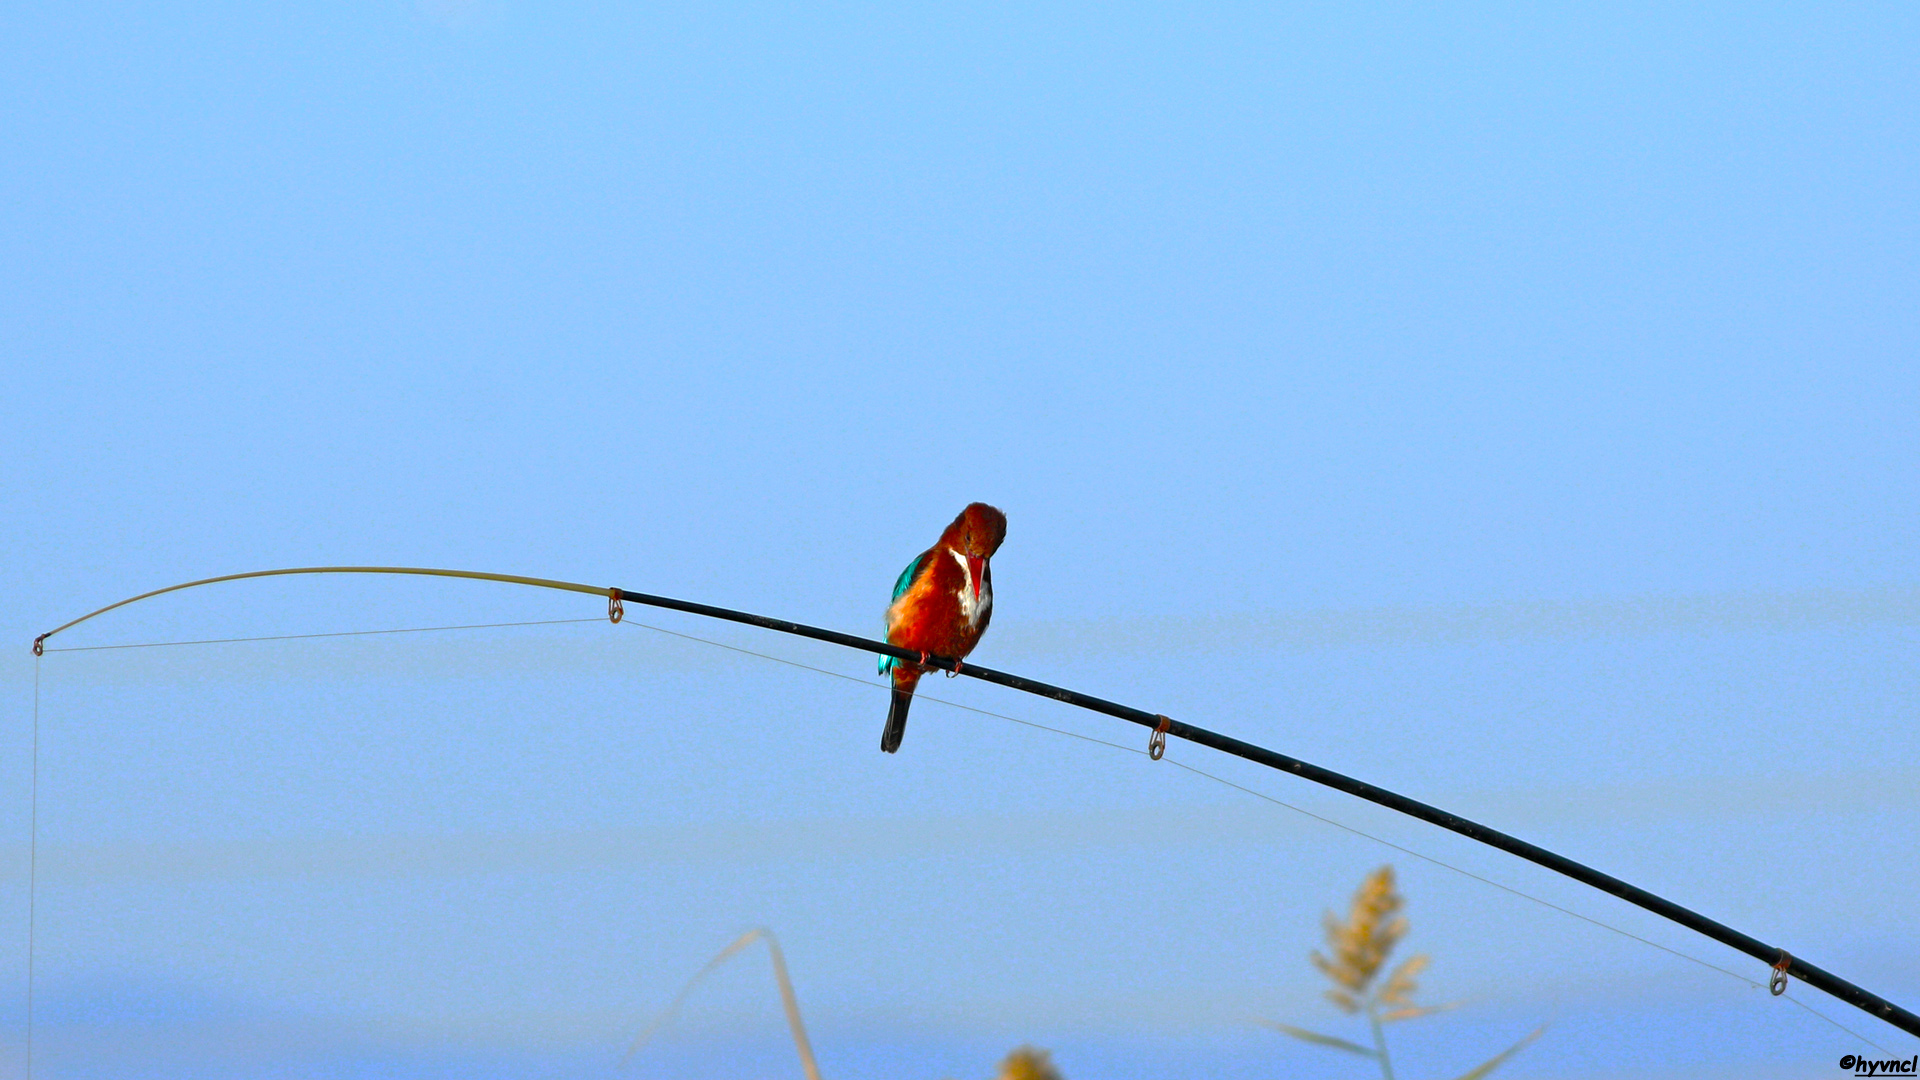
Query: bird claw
[[945, 658, 963, 678]]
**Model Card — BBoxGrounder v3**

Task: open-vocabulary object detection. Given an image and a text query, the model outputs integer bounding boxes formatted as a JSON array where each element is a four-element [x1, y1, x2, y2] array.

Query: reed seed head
[[996, 1046, 1063, 1080], [1310, 865, 1412, 1004]]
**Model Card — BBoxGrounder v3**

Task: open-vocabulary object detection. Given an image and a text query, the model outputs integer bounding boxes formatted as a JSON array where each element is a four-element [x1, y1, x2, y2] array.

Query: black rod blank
[[614, 587, 1920, 1041]]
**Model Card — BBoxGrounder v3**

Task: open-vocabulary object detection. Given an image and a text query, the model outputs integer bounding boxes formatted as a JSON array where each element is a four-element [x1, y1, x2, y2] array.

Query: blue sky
[[4, 2, 1917, 1076]]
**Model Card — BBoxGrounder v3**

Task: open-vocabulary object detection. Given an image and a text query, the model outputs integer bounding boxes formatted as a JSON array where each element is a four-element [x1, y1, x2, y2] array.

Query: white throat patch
[[947, 547, 990, 626]]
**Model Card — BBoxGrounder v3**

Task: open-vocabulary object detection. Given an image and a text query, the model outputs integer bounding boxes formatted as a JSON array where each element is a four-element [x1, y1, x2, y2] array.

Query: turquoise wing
[[878, 552, 926, 675], [890, 553, 924, 602]]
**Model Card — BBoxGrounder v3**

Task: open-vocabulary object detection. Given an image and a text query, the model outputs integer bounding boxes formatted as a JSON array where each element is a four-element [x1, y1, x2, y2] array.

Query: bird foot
[[946, 658, 964, 678]]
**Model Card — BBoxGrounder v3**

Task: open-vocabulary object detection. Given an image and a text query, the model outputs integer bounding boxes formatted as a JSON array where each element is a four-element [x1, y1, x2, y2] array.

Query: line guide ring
[[1771, 949, 1792, 996], [608, 588, 624, 624], [1149, 714, 1172, 760], [32, 634, 45, 656]]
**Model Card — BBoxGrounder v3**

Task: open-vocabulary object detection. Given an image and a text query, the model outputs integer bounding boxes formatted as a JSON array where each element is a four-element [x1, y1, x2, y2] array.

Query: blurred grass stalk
[[623, 929, 1067, 1080], [622, 927, 822, 1080]]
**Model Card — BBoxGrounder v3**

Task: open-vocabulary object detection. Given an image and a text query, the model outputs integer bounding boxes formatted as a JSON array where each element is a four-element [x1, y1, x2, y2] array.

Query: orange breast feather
[[886, 549, 979, 660]]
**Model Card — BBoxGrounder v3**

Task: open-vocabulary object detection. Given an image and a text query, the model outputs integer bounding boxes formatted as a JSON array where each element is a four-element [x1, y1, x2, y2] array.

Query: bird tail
[[881, 669, 919, 754]]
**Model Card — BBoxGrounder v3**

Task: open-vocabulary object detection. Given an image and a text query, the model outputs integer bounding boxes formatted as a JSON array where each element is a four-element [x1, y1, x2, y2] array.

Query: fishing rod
[[31, 565, 1920, 1040]]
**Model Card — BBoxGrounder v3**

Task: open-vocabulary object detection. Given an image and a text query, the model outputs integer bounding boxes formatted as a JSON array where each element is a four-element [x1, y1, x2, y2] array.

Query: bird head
[[951, 502, 1007, 559]]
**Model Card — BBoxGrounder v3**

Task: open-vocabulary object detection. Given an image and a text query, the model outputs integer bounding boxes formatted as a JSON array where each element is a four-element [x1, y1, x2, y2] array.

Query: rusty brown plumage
[[880, 502, 1006, 753]]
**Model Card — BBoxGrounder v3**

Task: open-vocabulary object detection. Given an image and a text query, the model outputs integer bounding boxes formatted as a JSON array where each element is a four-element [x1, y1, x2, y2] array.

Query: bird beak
[[967, 556, 985, 600]]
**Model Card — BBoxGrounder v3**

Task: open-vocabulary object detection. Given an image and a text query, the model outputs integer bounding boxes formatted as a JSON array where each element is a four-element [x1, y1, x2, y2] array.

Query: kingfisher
[[878, 502, 1008, 753]]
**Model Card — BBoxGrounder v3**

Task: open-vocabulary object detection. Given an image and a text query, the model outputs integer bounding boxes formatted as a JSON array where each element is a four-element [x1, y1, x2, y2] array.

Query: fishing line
[[622, 618, 1751, 972], [1784, 993, 1894, 1053], [1159, 760, 1890, 1053], [617, 617, 1145, 759], [1158, 758, 1764, 989], [27, 655, 39, 1077], [615, 619, 1897, 1053], [41, 617, 604, 653], [19, 615, 607, 1078]]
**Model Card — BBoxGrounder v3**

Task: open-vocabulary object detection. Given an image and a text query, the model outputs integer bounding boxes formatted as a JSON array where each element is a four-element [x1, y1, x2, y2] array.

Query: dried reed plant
[[1260, 866, 1544, 1080], [627, 929, 1067, 1080], [622, 927, 822, 1080]]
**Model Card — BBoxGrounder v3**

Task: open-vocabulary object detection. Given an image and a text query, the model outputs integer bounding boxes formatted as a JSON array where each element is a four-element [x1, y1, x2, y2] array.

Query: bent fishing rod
[[31, 565, 1920, 1040]]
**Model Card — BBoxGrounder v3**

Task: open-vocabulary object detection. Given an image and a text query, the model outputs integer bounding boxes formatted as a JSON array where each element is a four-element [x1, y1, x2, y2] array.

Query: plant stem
[[1369, 1004, 1396, 1080]]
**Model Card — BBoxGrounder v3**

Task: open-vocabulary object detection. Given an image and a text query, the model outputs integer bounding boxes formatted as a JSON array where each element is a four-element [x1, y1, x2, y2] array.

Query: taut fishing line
[[607, 616, 1895, 1054]]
